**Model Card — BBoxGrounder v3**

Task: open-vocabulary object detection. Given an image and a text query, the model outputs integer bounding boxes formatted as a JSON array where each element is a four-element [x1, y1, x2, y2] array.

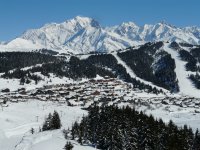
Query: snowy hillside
[[0, 100, 90, 150], [1, 16, 200, 54], [163, 43, 200, 97], [112, 52, 168, 92]]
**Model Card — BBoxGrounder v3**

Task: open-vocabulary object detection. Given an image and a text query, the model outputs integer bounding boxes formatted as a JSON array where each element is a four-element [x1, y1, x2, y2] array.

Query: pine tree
[[71, 121, 79, 140], [64, 141, 74, 150], [52, 111, 61, 129], [193, 129, 200, 150], [20, 77, 25, 85], [42, 113, 52, 131]]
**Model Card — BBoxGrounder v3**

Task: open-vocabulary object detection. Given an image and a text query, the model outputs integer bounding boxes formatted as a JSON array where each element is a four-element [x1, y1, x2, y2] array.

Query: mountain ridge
[[1, 16, 200, 54]]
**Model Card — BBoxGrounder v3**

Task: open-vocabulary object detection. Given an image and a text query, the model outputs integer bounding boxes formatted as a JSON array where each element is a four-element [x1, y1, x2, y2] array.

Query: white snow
[[0, 100, 92, 150]]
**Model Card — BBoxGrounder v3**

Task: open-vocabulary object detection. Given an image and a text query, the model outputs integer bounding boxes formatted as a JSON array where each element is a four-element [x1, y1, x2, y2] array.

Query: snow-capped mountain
[[109, 21, 200, 45], [184, 26, 200, 40], [0, 16, 200, 54]]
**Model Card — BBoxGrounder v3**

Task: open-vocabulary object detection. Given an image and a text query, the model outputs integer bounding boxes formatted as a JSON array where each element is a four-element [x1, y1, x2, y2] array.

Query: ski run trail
[[163, 43, 200, 98]]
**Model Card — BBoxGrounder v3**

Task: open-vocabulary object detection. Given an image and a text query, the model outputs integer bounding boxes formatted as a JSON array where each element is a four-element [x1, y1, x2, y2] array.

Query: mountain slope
[[112, 52, 168, 92], [163, 43, 200, 97], [1, 16, 200, 54]]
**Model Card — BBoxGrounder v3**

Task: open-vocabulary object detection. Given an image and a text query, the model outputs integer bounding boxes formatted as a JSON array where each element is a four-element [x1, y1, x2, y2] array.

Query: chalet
[[1, 88, 10, 93], [19, 90, 27, 95], [89, 79, 96, 83], [18, 99, 27, 102], [94, 97, 99, 101], [10, 99, 18, 103], [39, 96, 47, 101], [59, 91, 69, 96], [58, 98, 66, 103], [45, 90, 54, 95], [92, 91, 100, 96], [104, 76, 110, 79]]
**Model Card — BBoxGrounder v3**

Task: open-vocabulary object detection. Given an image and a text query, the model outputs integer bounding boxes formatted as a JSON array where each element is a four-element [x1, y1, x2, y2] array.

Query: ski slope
[[112, 53, 168, 92], [163, 43, 200, 98]]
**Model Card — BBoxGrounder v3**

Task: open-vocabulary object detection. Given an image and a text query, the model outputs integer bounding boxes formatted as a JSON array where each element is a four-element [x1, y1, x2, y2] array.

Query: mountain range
[[1, 16, 200, 54]]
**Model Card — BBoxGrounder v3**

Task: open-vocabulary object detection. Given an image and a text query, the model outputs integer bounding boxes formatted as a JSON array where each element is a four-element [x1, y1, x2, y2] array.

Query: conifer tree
[[52, 111, 61, 129], [193, 129, 200, 150], [42, 113, 52, 131]]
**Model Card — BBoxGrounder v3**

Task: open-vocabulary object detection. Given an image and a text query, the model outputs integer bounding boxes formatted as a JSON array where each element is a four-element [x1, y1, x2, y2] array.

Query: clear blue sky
[[0, 0, 199, 41]]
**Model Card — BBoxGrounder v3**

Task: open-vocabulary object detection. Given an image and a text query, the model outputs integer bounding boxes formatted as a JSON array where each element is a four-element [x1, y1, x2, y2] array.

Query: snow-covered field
[[0, 100, 95, 150]]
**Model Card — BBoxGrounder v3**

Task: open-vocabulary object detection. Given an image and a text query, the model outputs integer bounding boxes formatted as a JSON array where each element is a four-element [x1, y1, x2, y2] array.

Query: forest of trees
[[1, 56, 115, 84], [170, 41, 181, 50], [179, 50, 198, 72], [189, 73, 200, 89], [177, 46, 200, 72], [66, 104, 200, 150], [118, 42, 179, 92], [190, 47, 200, 72], [0, 52, 60, 73]]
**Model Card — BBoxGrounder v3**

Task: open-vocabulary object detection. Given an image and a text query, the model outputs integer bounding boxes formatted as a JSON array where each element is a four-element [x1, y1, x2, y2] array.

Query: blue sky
[[0, 0, 199, 41]]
